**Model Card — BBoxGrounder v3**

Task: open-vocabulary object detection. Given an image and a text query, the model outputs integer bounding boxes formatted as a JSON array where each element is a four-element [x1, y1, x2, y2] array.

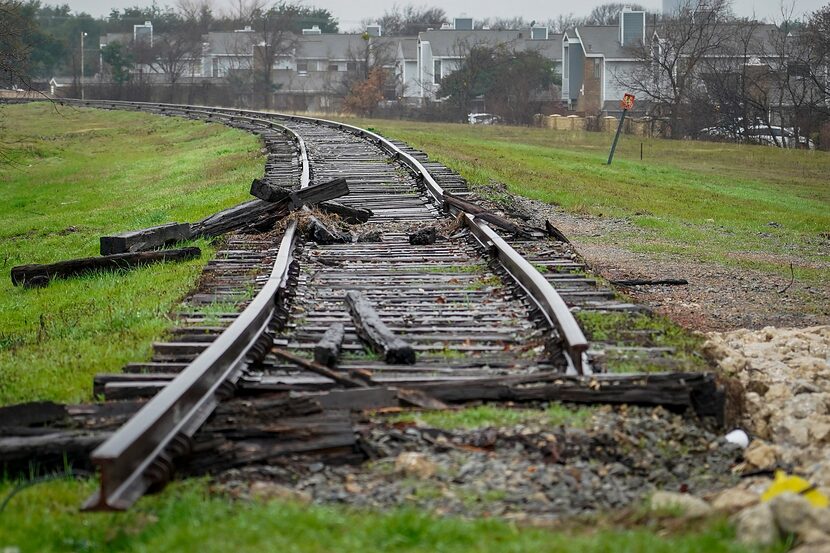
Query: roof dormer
[[619, 8, 646, 46]]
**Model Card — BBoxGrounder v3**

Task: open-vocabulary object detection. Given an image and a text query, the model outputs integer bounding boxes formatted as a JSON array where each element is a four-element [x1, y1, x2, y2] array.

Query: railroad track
[[1, 99, 724, 511]]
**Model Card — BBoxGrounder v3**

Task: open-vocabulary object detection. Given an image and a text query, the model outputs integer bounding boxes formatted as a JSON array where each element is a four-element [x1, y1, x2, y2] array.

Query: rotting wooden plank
[[0, 401, 67, 428], [250, 177, 349, 209], [11, 247, 201, 287], [100, 223, 192, 255], [307, 216, 351, 245], [318, 201, 373, 224], [190, 199, 289, 238], [314, 323, 345, 367], [344, 291, 416, 365], [272, 347, 368, 388], [443, 192, 526, 235]]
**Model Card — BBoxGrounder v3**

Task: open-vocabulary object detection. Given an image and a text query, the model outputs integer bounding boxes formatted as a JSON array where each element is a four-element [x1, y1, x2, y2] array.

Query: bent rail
[[70, 98, 588, 370], [78, 104, 309, 510], [84, 220, 299, 510], [61, 98, 589, 509], [463, 214, 588, 373]]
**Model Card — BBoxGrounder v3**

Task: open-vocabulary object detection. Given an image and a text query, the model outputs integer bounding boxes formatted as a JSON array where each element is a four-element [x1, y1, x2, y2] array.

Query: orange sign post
[[607, 93, 636, 165]]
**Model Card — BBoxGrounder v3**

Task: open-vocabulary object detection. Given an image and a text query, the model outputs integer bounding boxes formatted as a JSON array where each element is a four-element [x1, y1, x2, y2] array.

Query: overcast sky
[[64, 0, 826, 27]]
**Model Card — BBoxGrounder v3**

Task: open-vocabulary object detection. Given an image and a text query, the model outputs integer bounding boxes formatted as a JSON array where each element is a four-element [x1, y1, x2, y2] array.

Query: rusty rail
[[72, 98, 588, 370], [61, 99, 589, 511], [79, 106, 309, 510]]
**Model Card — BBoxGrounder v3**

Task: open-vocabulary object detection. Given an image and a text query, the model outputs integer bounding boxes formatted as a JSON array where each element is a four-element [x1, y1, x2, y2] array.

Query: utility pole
[[80, 31, 88, 100]]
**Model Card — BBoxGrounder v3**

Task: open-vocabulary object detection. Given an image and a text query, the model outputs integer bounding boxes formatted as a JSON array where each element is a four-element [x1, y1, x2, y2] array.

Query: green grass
[[344, 117, 830, 285], [389, 403, 592, 430], [576, 311, 709, 373], [0, 103, 263, 404], [0, 478, 788, 553]]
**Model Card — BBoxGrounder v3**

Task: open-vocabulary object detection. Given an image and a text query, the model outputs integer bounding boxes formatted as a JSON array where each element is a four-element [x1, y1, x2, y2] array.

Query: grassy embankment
[[0, 102, 263, 404], [348, 117, 830, 289], [0, 104, 788, 552], [0, 478, 787, 553]]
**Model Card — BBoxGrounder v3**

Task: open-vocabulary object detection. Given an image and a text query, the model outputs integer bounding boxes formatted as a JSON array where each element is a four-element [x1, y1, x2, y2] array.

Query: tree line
[[618, 0, 830, 146], [0, 0, 337, 87]]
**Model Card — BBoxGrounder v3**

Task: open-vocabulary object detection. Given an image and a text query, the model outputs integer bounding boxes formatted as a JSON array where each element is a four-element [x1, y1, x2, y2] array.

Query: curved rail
[[70, 99, 587, 371], [61, 98, 589, 509], [463, 214, 588, 372], [80, 107, 309, 511]]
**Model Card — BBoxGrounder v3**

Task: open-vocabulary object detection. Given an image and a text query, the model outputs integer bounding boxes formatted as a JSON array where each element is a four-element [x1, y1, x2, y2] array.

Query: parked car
[[699, 123, 814, 149], [745, 125, 815, 149], [468, 113, 501, 125]]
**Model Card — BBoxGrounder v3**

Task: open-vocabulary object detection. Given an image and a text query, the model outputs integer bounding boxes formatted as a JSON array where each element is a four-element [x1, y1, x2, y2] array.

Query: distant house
[[414, 18, 563, 103], [202, 27, 257, 78], [272, 33, 369, 111], [395, 37, 419, 100], [561, 9, 648, 113]]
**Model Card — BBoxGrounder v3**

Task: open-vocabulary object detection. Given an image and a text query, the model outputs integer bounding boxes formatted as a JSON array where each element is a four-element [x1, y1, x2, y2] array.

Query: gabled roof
[[717, 23, 781, 55], [296, 34, 367, 60], [419, 29, 526, 57], [576, 25, 630, 58], [397, 37, 418, 60], [523, 34, 564, 60], [205, 31, 257, 56], [419, 28, 563, 61]]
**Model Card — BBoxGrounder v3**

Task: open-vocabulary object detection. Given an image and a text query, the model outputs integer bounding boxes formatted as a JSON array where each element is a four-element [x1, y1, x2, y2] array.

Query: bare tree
[[0, 0, 35, 90], [251, 5, 299, 109], [329, 34, 398, 108], [802, 4, 829, 104], [148, 25, 203, 101], [585, 3, 649, 25], [474, 16, 527, 30], [546, 13, 585, 34], [700, 18, 766, 139], [177, 0, 213, 21], [220, 32, 257, 107], [224, 0, 266, 22], [619, 0, 732, 138], [764, 4, 829, 147], [373, 5, 447, 36]]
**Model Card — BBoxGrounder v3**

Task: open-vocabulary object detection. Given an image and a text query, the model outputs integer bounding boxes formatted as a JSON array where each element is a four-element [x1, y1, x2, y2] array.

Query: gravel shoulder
[[473, 181, 830, 332]]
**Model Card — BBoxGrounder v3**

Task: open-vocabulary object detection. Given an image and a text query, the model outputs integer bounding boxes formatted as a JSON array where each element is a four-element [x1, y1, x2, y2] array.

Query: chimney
[[530, 26, 549, 40], [453, 17, 473, 30], [133, 21, 153, 46]]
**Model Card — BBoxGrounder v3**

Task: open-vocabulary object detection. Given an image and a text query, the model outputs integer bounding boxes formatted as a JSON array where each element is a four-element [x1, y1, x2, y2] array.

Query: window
[[297, 62, 308, 74], [347, 62, 357, 72], [328, 63, 338, 71], [788, 62, 809, 78], [212, 58, 219, 78], [593, 58, 601, 79], [433, 59, 442, 84]]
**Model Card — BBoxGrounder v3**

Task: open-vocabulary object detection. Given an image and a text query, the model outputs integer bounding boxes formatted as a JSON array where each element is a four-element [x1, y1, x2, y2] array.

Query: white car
[[468, 113, 501, 125], [745, 125, 815, 149], [700, 124, 815, 149]]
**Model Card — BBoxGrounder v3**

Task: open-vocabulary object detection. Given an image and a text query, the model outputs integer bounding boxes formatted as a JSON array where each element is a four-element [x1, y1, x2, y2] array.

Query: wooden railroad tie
[[344, 291, 417, 365], [10, 247, 201, 288]]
